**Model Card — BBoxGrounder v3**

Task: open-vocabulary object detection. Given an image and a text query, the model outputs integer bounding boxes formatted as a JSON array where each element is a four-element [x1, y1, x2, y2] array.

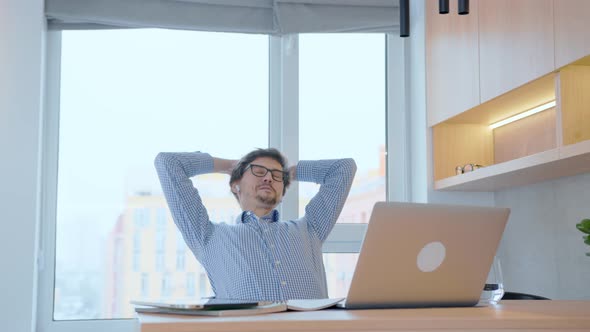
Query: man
[[154, 148, 356, 301]]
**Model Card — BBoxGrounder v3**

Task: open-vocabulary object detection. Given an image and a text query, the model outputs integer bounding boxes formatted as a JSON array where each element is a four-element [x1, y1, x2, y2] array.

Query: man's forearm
[[297, 158, 357, 242], [154, 151, 215, 249]]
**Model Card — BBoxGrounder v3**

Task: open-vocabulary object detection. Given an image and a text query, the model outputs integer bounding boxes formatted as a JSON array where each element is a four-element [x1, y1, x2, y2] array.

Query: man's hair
[[229, 148, 291, 198]]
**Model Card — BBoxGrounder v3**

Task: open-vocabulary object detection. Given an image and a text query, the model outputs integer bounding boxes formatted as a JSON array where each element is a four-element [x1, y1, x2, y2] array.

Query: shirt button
[[270, 244, 275, 249], [275, 260, 280, 266], [281, 281, 287, 286]]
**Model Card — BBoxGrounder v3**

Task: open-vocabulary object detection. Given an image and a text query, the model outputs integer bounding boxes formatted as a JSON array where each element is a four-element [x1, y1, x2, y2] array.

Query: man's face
[[234, 157, 285, 210]]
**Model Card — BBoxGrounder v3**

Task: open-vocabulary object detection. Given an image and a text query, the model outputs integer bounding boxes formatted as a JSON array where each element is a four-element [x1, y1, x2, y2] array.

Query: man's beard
[[256, 193, 277, 206]]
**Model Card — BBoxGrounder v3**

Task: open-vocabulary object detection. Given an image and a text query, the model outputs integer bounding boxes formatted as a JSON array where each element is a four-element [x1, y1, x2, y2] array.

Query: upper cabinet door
[[554, 0, 590, 68], [426, 0, 480, 126], [479, 0, 554, 103]]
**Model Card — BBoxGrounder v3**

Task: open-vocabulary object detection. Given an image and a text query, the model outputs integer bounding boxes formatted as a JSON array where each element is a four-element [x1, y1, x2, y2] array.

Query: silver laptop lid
[[344, 201, 509, 309]]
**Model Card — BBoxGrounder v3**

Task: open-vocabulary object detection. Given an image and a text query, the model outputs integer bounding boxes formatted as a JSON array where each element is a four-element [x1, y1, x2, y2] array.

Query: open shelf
[[433, 55, 590, 191], [560, 139, 590, 159], [435, 142, 590, 191]]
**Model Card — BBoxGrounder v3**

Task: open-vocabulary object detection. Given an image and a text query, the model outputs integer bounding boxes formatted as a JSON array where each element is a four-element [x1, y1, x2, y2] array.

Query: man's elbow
[[346, 158, 357, 172], [340, 158, 357, 176], [154, 152, 164, 168], [154, 152, 174, 171]]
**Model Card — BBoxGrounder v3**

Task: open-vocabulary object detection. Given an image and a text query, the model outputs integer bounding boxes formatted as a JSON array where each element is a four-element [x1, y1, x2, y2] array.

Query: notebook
[[133, 298, 345, 317], [130, 298, 262, 310], [336, 201, 510, 309]]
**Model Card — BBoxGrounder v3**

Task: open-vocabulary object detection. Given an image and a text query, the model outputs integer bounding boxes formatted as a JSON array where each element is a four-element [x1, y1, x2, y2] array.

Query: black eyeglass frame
[[455, 163, 484, 175], [245, 164, 288, 182]]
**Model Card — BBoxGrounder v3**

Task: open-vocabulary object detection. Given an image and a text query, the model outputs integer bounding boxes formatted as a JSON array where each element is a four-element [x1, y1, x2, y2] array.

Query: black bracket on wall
[[400, 0, 469, 37], [458, 0, 470, 15], [439, 0, 449, 14], [400, 0, 410, 37]]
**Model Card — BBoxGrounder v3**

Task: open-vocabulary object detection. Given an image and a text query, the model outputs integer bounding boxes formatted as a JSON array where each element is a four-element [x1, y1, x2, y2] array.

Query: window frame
[[37, 30, 409, 331]]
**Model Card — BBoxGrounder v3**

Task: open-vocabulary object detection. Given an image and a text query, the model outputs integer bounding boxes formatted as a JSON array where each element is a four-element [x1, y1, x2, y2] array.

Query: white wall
[[496, 173, 590, 299], [0, 1, 45, 331]]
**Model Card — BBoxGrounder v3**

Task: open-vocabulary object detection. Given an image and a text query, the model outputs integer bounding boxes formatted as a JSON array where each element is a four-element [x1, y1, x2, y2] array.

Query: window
[[161, 273, 173, 297], [323, 253, 359, 298], [43, 28, 405, 331], [155, 233, 165, 253], [298, 34, 386, 222], [175, 230, 185, 251], [175, 230, 186, 271], [140, 273, 149, 297], [134, 208, 150, 228], [155, 252, 165, 272], [156, 208, 167, 231], [51, 29, 268, 320], [133, 231, 141, 252], [176, 249, 186, 271], [299, 34, 386, 298], [199, 272, 210, 298], [186, 272, 196, 297], [132, 251, 140, 272], [132, 231, 141, 271]]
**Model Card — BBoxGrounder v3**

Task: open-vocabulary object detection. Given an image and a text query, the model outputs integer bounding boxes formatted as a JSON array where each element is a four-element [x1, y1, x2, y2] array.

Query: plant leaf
[[576, 219, 590, 234]]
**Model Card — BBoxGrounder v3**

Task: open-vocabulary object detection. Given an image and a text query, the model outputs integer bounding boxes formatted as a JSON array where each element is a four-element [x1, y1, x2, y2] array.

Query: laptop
[[336, 201, 510, 309]]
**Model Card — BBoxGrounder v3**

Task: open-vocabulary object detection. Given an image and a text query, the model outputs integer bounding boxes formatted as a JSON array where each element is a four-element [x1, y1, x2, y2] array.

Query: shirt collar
[[239, 209, 280, 223]]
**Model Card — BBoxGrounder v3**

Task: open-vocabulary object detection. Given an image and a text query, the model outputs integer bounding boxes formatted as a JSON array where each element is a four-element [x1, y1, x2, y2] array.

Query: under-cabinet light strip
[[489, 100, 556, 130]]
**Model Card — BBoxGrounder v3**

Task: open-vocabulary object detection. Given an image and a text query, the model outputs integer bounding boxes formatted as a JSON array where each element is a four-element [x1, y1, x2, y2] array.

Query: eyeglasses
[[455, 163, 484, 175], [246, 164, 287, 182]]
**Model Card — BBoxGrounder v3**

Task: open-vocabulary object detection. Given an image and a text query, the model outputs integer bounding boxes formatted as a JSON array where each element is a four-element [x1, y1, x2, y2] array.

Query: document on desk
[[130, 298, 262, 310], [133, 298, 345, 317], [284, 298, 344, 311]]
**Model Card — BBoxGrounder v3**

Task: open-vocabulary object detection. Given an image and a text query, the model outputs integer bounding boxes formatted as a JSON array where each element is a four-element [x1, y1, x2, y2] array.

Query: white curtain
[[46, 0, 400, 34]]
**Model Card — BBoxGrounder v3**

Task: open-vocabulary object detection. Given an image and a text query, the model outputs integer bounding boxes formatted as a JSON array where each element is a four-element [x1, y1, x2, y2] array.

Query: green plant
[[576, 218, 590, 256]]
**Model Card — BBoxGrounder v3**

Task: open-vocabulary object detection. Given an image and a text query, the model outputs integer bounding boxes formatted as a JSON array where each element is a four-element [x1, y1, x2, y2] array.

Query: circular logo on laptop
[[417, 241, 446, 272]]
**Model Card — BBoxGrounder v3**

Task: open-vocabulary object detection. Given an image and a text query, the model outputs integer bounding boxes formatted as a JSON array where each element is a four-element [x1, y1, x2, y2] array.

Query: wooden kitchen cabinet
[[554, 0, 590, 68], [478, 0, 554, 103], [426, 0, 480, 126]]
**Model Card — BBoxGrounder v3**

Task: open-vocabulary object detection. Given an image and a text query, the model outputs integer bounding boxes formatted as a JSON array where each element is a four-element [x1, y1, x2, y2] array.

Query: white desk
[[136, 300, 590, 332]]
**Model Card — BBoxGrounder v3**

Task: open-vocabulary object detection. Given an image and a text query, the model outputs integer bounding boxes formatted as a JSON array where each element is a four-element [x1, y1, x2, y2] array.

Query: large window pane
[[299, 33, 386, 298], [299, 34, 386, 223], [323, 254, 359, 298], [55, 29, 268, 320]]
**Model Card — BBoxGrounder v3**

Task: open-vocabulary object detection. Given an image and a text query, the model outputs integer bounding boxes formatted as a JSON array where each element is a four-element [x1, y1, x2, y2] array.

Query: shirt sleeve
[[296, 158, 357, 242], [154, 151, 215, 251]]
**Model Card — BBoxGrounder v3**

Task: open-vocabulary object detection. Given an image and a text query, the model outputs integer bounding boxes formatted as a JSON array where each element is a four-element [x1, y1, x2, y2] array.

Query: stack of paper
[[132, 298, 344, 317]]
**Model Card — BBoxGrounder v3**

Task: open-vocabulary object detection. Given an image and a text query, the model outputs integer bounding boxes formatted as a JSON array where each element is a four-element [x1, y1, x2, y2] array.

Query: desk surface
[[136, 300, 590, 332]]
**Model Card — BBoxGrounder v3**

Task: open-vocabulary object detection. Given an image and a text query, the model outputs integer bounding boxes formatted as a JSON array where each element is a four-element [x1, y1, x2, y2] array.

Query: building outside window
[[186, 272, 196, 297], [140, 273, 149, 298], [161, 273, 173, 297], [176, 249, 186, 271]]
